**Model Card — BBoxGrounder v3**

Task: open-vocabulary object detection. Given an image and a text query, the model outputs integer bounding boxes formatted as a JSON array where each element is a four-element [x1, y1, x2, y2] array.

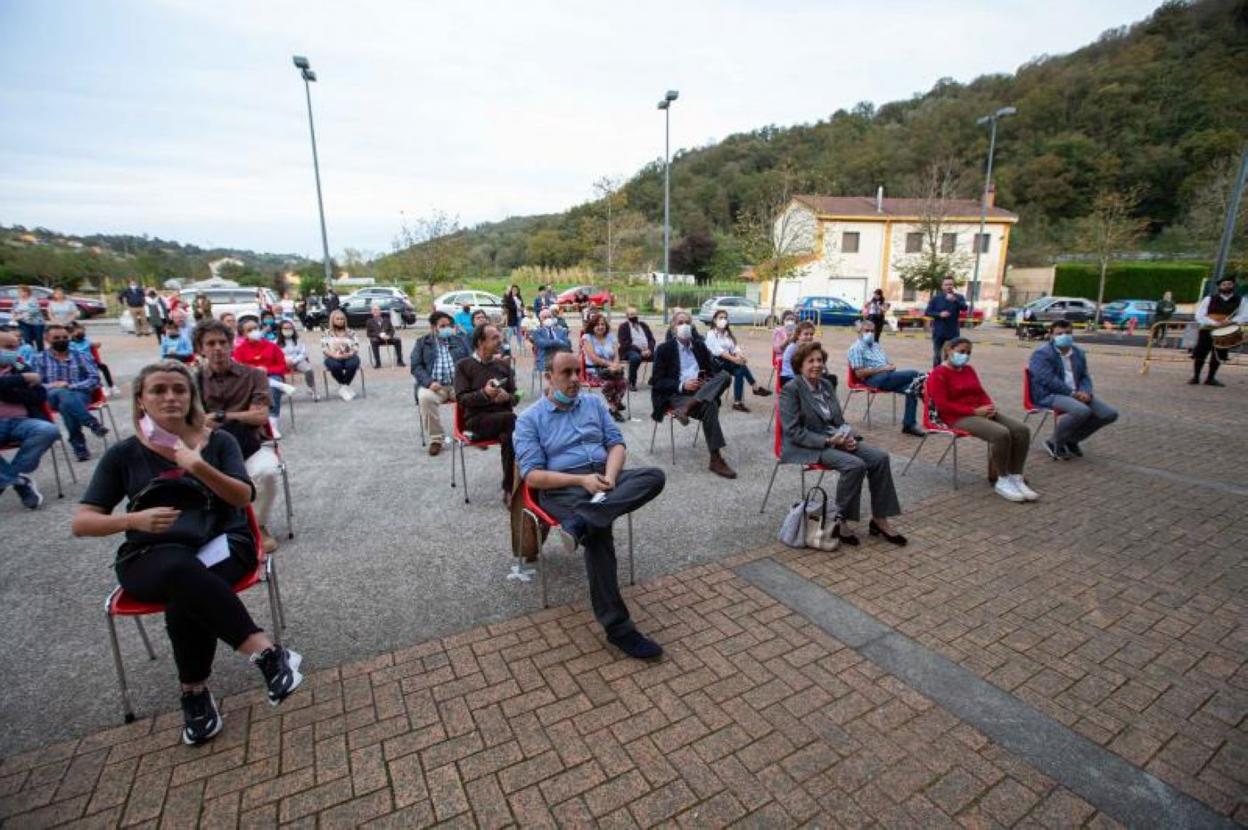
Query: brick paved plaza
[[0, 322, 1244, 828]]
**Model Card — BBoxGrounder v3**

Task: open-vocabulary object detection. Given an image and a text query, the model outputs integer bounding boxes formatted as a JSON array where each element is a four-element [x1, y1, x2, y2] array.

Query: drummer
[[1192, 275, 1247, 387]]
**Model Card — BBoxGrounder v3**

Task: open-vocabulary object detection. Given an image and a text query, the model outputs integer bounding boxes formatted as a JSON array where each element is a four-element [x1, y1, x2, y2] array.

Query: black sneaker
[[1043, 439, 1070, 460], [72, 445, 90, 462], [1065, 441, 1083, 458], [89, 421, 110, 438], [607, 631, 663, 660], [13, 475, 43, 510], [253, 646, 303, 705], [180, 689, 223, 746]]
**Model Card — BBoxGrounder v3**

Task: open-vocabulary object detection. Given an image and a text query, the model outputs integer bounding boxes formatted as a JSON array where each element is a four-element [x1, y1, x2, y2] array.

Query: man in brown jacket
[[453, 324, 517, 504]]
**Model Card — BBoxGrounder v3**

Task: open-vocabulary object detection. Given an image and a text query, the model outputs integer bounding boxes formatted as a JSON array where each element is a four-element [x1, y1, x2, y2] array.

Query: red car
[[0, 285, 108, 319], [556, 285, 616, 311]]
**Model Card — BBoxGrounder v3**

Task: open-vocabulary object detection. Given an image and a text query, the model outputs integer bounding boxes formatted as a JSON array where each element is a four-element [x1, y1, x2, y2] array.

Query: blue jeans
[[716, 359, 757, 402], [18, 322, 45, 351], [324, 355, 360, 387], [865, 369, 920, 428], [0, 417, 61, 488], [267, 375, 284, 417], [47, 387, 97, 448]]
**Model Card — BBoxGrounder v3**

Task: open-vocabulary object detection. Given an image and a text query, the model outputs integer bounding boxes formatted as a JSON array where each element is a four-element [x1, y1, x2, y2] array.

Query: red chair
[[901, 387, 971, 489], [843, 362, 897, 428], [1021, 368, 1061, 448], [104, 506, 285, 723], [766, 357, 785, 433], [759, 398, 832, 513], [581, 346, 631, 416], [87, 386, 120, 447], [449, 402, 501, 503], [1, 403, 77, 498], [519, 480, 634, 609]]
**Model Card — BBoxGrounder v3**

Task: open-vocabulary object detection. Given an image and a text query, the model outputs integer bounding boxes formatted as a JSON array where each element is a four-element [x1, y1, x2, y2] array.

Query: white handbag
[[778, 485, 841, 552]]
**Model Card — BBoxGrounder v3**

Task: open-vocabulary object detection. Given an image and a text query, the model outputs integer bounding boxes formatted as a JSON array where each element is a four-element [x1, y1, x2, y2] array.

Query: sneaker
[[994, 478, 1026, 503], [180, 688, 223, 746], [73, 445, 90, 462], [89, 421, 110, 438], [110, 386, 122, 397], [1009, 475, 1039, 502], [1065, 441, 1083, 458], [13, 475, 43, 510], [1043, 439, 1070, 461], [342, 387, 357, 401], [338, 386, 351, 402], [276, 382, 298, 395], [252, 646, 303, 706], [607, 630, 663, 660]]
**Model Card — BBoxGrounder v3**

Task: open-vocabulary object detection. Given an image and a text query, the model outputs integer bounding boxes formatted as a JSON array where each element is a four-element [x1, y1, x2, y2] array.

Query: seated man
[[531, 308, 571, 372], [847, 319, 925, 437], [617, 306, 655, 390], [516, 352, 666, 659], [411, 311, 470, 456], [34, 324, 107, 461], [0, 330, 60, 509], [1028, 320, 1118, 460], [366, 304, 405, 368], [650, 310, 736, 479], [195, 320, 282, 552], [453, 324, 518, 504]]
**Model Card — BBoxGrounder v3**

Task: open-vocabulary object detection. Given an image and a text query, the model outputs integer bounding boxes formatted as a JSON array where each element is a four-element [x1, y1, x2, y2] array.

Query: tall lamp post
[[657, 89, 678, 323], [292, 55, 334, 289], [967, 105, 1016, 323]]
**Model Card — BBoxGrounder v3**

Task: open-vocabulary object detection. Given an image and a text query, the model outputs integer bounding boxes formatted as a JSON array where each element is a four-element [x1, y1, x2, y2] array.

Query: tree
[[670, 232, 718, 284], [1184, 154, 1248, 259], [894, 160, 974, 295], [592, 176, 626, 278], [735, 164, 813, 320], [1075, 188, 1147, 322], [388, 211, 469, 303]]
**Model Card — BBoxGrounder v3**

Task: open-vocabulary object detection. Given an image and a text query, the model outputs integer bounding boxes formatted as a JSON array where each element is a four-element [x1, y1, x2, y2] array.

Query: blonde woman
[[321, 309, 361, 400]]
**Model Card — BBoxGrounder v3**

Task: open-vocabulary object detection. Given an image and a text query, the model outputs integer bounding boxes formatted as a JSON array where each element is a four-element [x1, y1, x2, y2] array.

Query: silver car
[[698, 296, 774, 326]]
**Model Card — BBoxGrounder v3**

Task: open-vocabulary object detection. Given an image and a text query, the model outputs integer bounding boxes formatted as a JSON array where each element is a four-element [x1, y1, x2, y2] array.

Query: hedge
[[1053, 261, 1246, 303]]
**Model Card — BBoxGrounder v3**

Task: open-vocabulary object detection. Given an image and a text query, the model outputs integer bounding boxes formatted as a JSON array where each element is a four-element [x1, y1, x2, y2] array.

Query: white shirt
[[704, 330, 738, 358], [1059, 351, 1076, 390], [677, 340, 699, 385], [1195, 294, 1248, 326]]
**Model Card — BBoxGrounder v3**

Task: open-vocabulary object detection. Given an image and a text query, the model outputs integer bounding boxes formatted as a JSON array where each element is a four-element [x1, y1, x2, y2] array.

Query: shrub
[[1053, 261, 1213, 303]]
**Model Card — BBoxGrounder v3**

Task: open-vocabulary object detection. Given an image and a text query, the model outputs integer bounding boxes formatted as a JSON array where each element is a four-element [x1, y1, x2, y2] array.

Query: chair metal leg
[[286, 393, 296, 433], [359, 368, 367, 399], [864, 393, 874, 428], [891, 393, 898, 425], [460, 442, 470, 503], [951, 437, 959, 490], [133, 617, 156, 660], [626, 513, 635, 586], [1024, 410, 1050, 447], [265, 559, 283, 646], [902, 435, 928, 476], [649, 419, 659, 454], [268, 556, 287, 632], [936, 438, 955, 467], [668, 416, 676, 464], [418, 406, 426, 447], [105, 404, 120, 434], [692, 422, 700, 447], [767, 404, 775, 433], [50, 439, 64, 498], [535, 513, 550, 609], [759, 461, 782, 513], [106, 612, 136, 723], [280, 463, 294, 539], [322, 370, 330, 399], [62, 439, 77, 483], [450, 440, 458, 489]]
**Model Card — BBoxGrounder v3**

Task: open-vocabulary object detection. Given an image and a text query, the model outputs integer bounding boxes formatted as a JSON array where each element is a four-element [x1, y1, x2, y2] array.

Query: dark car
[[794, 296, 860, 326], [1001, 296, 1096, 326], [0, 285, 108, 319], [339, 293, 417, 328]]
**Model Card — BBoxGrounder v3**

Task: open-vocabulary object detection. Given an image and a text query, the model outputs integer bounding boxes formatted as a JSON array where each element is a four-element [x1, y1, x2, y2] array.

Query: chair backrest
[[846, 361, 868, 391], [40, 401, 58, 423], [578, 346, 602, 387], [519, 480, 558, 527], [1022, 367, 1038, 412]]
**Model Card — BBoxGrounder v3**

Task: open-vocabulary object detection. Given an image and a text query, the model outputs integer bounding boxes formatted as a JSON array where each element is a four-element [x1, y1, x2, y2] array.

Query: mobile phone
[[487, 378, 501, 389]]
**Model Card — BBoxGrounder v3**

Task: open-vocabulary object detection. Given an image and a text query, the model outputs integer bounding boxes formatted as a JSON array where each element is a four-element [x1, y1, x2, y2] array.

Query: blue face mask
[[437, 327, 454, 339], [950, 352, 970, 367], [1053, 333, 1073, 349], [551, 388, 577, 406], [0, 350, 19, 367], [861, 333, 874, 345]]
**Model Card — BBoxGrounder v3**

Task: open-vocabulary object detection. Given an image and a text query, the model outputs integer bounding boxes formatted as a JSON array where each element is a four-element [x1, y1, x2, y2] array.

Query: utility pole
[[657, 90, 679, 323], [968, 106, 1016, 323], [293, 56, 333, 288], [1212, 144, 1248, 282]]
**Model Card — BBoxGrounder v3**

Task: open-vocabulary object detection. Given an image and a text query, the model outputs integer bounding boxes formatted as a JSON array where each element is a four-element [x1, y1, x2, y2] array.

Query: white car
[[697, 296, 775, 326], [180, 286, 275, 323], [434, 290, 504, 317]]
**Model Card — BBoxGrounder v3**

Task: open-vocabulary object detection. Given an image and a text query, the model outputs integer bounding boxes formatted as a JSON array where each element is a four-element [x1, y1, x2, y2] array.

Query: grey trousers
[[815, 442, 901, 522], [538, 466, 666, 638], [667, 370, 731, 453], [1049, 395, 1118, 447], [954, 414, 1030, 476]]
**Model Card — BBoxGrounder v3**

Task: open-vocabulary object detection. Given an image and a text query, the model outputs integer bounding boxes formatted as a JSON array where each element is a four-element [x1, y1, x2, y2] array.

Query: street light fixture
[[657, 89, 679, 323], [967, 105, 1016, 323], [292, 55, 333, 288]]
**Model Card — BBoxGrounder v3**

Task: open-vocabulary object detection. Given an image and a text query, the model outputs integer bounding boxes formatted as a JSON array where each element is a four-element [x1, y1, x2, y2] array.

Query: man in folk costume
[[1191, 276, 1248, 387]]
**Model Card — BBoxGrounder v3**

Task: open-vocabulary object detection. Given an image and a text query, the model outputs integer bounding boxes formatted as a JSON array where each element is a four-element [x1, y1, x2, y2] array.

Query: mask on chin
[[551, 388, 577, 406]]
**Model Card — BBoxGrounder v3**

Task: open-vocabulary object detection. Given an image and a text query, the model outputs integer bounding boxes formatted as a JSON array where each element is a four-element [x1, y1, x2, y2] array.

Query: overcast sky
[[0, 0, 1161, 258]]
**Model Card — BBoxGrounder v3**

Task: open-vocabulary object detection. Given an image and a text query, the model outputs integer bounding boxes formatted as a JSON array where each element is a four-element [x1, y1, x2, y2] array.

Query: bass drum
[[1211, 323, 1244, 350]]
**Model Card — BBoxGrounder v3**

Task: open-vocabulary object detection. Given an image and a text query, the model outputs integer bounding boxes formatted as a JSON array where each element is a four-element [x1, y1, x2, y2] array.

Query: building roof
[[793, 195, 1018, 222]]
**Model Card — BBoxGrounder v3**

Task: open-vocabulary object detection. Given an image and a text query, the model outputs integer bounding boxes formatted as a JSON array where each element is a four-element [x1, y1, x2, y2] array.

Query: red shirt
[[232, 339, 286, 376], [927, 363, 993, 423]]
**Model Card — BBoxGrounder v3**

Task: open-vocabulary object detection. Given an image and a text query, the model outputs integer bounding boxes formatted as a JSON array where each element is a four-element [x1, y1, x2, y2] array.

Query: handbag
[[124, 472, 222, 549], [778, 485, 840, 551]]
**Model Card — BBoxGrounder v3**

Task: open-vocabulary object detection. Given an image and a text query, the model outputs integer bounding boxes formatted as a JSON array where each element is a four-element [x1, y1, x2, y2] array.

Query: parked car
[[347, 286, 409, 304], [556, 285, 615, 311], [697, 296, 774, 326], [433, 290, 504, 318], [1099, 299, 1156, 328], [178, 286, 273, 324], [793, 296, 860, 326], [0, 310, 11, 328], [340, 291, 417, 327], [1000, 296, 1097, 326], [0, 285, 107, 319]]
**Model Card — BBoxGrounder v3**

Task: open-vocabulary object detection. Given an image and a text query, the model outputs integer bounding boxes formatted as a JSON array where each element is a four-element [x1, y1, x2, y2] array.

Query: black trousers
[[464, 410, 516, 491], [667, 370, 731, 453], [116, 538, 261, 684], [370, 338, 404, 368], [622, 347, 649, 386], [538, 466, 665, 637], [1192, 329, 1227, 381]]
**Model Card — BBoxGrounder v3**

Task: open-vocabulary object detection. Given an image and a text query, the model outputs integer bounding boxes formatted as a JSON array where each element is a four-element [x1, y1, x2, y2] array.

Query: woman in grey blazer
[[779, 340, 906, 546]]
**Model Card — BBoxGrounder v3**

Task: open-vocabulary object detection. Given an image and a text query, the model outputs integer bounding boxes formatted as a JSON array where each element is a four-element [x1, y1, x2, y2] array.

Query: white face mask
[[675, 323, 692, 340], [246, 330, 262, 342], [784, 321, 795, 331], [541, 317, 555, 328], [714, 318, 728, 330]]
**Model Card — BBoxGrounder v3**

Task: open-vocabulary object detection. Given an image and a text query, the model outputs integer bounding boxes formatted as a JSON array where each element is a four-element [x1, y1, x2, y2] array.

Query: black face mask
[[628, 316, 639, 322], [50, 340, 69, 352]]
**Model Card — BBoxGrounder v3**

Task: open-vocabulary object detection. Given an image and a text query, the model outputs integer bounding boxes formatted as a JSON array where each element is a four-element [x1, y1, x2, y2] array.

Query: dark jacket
[[120, 286, 145, 308], [924, 292, 967, 340], [454, 354, 516, 418], [324, 291, 340, 311], [410, 332, 470, 390], [650, 337, 713, 420], [1028, 341, 1093, 408], [778, 376, 844, 465], [617, 319, 655, 354], [365, 315, 397, 342], [0, 367, 49, 419]]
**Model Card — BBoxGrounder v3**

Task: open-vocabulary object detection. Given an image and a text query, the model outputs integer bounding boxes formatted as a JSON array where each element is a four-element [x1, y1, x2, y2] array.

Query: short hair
[[45, 323, 68, 336], [67, 321, 85, 333], [942, 336, 972, 358], [429, 310, 451, 327], [471, 323, 497, 349], [193, 319, 233, 351], [789, 320, 816, 344], [585, 312, 608, 335], [1050, 319, 1073, 332], [1217, 275, 1237, 285], [790, 340, 827, 376]]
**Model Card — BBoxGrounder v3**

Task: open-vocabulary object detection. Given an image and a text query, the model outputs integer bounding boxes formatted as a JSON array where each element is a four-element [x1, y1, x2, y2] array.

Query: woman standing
[[14, 285, 45, 352], [321, 309, 361, 400], [504, 285, 525, 352], [581, 313, 628, 420], [705, 309, 772, 411], [46, 287, 79, 326], [862, 289, 889, 340], [193, 294, 214, 324]]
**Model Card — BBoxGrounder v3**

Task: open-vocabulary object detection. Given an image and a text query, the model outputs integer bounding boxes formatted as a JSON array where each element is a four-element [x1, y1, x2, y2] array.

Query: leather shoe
[[709, 453, 737, 479], [902, 425, 926, 437], [608, 631, 663, 659], [428, 442, 442, 457], [1205, 378, 1225, 387]]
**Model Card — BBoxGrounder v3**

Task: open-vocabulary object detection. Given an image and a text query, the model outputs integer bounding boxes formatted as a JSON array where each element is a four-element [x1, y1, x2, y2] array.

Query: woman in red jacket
[[232, 318, 294, 437], [927, 338, 1038, 503]]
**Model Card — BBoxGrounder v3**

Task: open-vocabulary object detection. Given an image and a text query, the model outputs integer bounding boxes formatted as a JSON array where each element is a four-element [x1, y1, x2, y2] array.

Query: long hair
[[131, 360, 205, 434], [328, 309, 348, 331], [276, 322, 299, 347], [711, 310, 737, 345]]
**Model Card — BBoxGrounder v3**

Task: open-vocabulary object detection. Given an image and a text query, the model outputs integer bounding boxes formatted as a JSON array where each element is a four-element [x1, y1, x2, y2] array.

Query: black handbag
[[124, 472, 222, 549]]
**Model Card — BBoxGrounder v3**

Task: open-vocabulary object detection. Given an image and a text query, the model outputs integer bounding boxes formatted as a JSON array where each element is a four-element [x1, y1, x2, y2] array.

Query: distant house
[[762, 192, 1019, 315]]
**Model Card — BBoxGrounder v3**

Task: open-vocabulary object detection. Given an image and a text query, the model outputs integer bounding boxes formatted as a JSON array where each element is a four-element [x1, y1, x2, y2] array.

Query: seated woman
[[321, 310, 361, 400], [927, 338, 1038, 503], [779, 341, 906, 546], [71, 360, 302, 746], [158, 319, 195, 363], [780, 321, 816, 387], [772, 311, 797, 362], [581, 312, 628, 421], [705, 309, 771, 412], [277, 321, 318, 401]]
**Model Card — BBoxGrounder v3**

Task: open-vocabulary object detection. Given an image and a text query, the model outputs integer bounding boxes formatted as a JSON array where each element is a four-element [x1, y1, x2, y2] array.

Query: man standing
[[1153, 290, 1176, 341], [453, 301, 475, 336], [195, 320, 282, 552], [515, 352, 666, 659], [120, 279, 149, 336], [1191, 276, 1246, 387], [34, 324, 107, 461], [0, 330, 60, 509], [453, 325, 518, 503], [617, 306, 655, 390], [411, 311, 470, 456], [924, 277, 968, 367], [847, 319, 925, 436], [365, 304, 405, 368], [1028, 320, 1119, 459], [650, 310, 736, 479], [323, 287, 340, 313]]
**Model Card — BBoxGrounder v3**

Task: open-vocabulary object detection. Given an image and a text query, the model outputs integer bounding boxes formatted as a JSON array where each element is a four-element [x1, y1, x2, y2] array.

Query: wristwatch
[[214, 409, 227, 423]]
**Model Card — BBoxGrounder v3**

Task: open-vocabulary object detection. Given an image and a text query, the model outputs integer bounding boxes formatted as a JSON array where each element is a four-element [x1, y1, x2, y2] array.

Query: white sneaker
[[338, 386, 351, 402], [342, 386, 356, 401], [276, 382, 298, 395], [994, 477, 1026, 503], [111, 386, 121, 397], [1010, 475, 1039, 501], [268, 417, 282, 440]]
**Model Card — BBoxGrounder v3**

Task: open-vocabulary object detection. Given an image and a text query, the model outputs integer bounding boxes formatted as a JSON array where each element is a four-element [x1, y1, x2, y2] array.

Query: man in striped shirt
[[847, 319, 925, 437], [34, 324, 106, 460]]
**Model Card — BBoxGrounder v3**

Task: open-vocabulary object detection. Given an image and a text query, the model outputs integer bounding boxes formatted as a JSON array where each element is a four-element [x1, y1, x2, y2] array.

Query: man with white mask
[[847, 318, 925, 436]]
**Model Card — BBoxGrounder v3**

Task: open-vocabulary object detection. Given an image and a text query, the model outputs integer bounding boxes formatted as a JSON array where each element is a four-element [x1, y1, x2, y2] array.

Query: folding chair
[[766, 361, 784, 433], [87, 387, 121, 448], [321, 364, 367, 399], [843, 362, 897, 428], [1021, 368, 1061, 448], [759, 400, 831, 513], [2, 403, 76, 498], [648, 407, 702, 464], [901, 388, 971, 489], [261, 424, 295, 539], [104, 506, 285, 723], [449, 403, 501, 503], [519, 480, 634, 609]]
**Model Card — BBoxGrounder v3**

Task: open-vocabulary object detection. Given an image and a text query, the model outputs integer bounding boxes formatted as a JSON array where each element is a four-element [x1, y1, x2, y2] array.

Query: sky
[[0, 0, 1162, 259]]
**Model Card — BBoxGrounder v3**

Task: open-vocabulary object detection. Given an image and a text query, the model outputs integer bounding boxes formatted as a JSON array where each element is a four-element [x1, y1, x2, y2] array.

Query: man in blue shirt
[[35, 324, 106, 460], [1027, 320, 1118, 460], [924, 278, 968, 367], [453, 302, 475, 336], [515, 352, 666, 659], [847, 319, 925, 436]]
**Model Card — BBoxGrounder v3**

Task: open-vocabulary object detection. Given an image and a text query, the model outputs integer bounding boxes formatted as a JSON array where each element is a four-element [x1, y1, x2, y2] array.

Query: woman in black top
[[862, 289, 889, 341], [72, 360, 303, 746]]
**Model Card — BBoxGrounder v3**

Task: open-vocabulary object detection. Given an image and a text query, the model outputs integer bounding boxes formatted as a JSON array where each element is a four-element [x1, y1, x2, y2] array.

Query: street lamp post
[[967, 105, 1016, 323], [657, 90, 678, 323], [292, 55, 334, 289]]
